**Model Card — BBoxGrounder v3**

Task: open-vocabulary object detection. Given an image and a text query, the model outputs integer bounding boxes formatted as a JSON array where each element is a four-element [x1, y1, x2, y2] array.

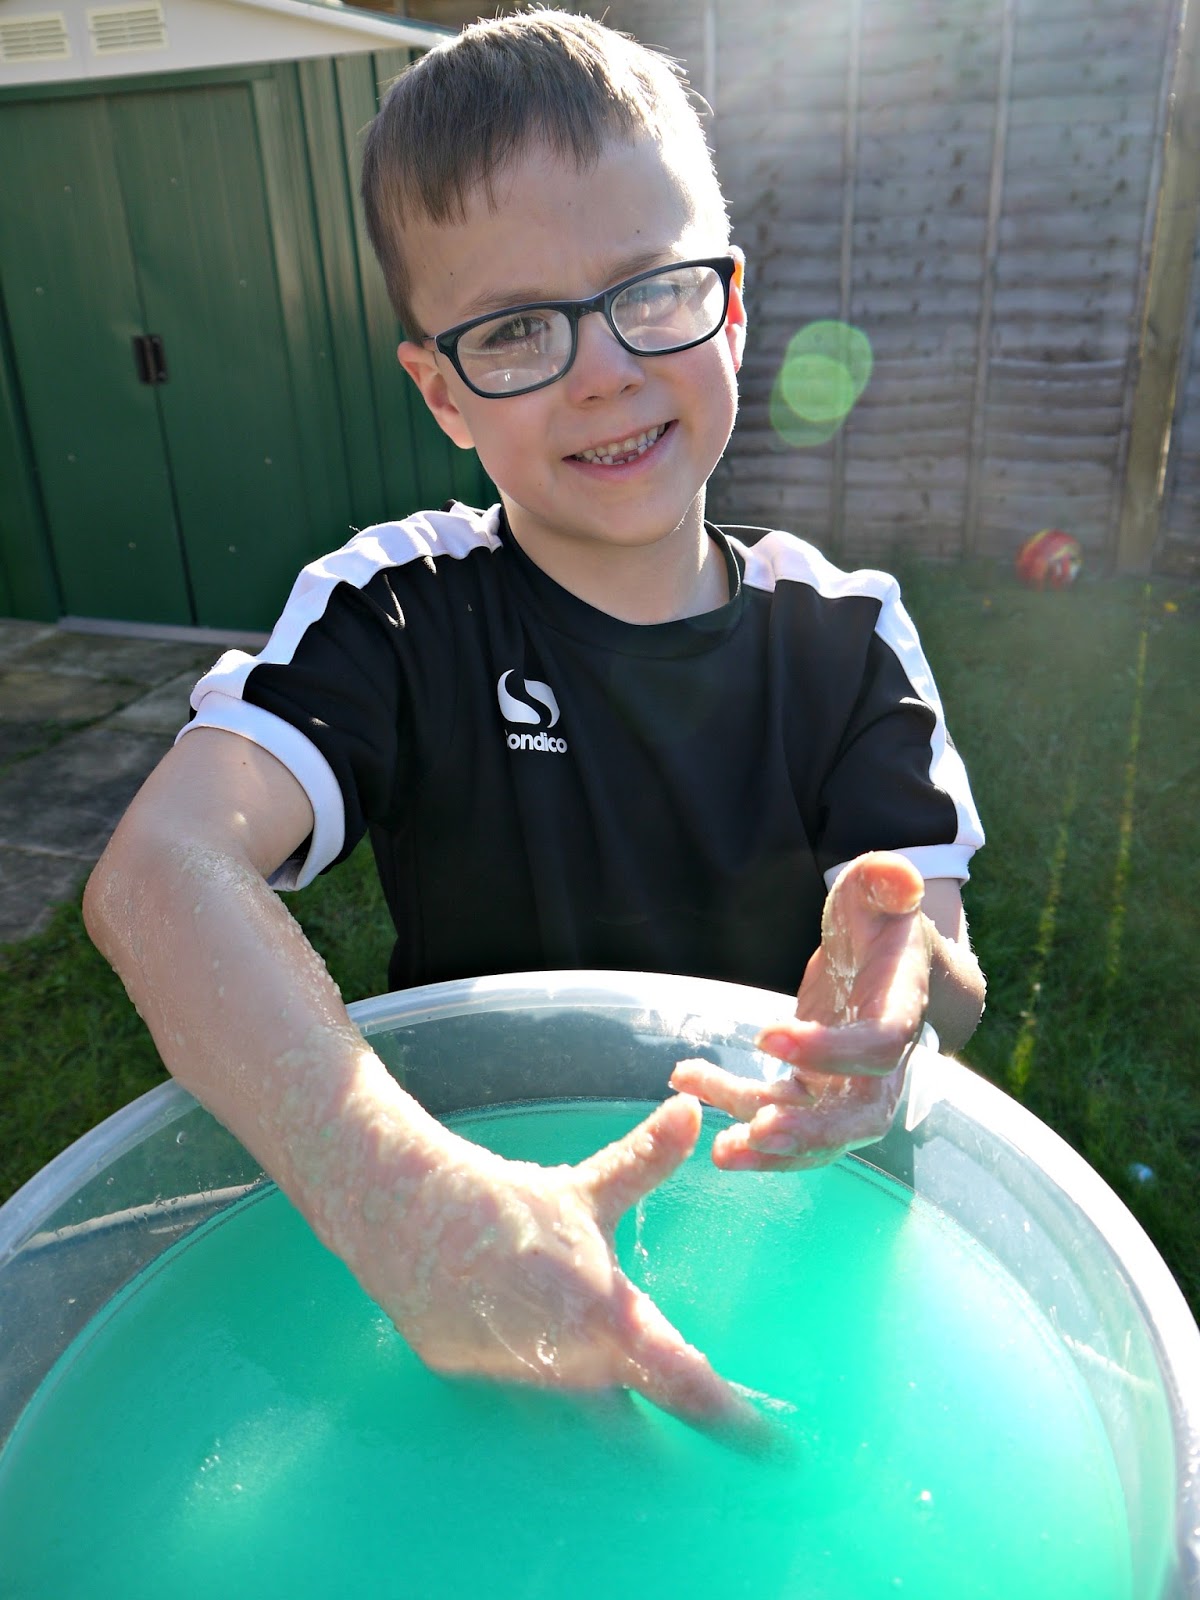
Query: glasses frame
[[423, 256, 739, 399]]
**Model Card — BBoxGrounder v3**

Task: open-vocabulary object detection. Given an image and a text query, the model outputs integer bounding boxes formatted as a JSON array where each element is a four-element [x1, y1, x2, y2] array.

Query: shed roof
[[0, 0, 451, 86]]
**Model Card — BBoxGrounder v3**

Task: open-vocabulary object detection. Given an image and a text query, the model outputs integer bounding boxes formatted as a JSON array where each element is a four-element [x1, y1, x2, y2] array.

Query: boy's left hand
[[669, 852, 931, 1170]]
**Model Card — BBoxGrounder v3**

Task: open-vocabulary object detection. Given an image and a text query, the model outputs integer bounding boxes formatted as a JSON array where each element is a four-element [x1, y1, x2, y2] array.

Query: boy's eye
[[474, 313, 555, 352], [621, 280, 686, 321]]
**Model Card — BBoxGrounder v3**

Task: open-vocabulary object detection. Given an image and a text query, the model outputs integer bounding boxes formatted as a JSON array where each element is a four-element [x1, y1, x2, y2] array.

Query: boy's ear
[[397, 341, 476, 450], [725, 247, 748, 372]]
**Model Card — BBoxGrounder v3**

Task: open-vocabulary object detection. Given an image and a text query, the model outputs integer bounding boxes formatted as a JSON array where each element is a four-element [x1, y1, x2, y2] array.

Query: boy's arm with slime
[[83, 727, 745, 1424]]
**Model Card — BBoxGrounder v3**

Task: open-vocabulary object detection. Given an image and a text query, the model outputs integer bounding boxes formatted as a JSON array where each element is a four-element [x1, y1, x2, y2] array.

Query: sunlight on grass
[[897, 560, 1199, 1319], [1008, 763, 1077, 1099], [1102, 586, 1151, 1002], [1008, 582, 1155, 1098]]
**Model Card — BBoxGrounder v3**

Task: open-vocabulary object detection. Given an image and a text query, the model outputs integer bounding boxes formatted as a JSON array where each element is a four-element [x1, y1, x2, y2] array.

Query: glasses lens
[[454, 310, 573, 396], [612, 264, 728, 353]]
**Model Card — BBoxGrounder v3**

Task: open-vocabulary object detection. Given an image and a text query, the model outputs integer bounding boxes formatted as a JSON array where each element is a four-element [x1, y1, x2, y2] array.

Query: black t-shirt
[[184, 503, 983, 995]]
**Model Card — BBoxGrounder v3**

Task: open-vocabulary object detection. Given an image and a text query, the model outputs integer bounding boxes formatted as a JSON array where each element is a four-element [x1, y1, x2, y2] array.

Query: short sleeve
[[180, 576, 414, 889]]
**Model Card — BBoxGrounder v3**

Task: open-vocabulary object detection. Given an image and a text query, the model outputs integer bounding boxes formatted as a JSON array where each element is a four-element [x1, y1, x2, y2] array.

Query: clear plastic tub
[[1, 971, 1197, 1596]]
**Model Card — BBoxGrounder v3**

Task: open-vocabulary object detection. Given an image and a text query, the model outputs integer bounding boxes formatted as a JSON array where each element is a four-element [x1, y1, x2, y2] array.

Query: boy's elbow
[[81, 853, 109, 952], [83, 821, 155, 966], [83, 787, 194, 968], [928, 956, 986, 1055]]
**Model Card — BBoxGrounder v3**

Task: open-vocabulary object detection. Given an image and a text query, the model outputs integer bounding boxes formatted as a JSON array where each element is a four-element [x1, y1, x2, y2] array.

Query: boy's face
[[397, 134, 746, 575]]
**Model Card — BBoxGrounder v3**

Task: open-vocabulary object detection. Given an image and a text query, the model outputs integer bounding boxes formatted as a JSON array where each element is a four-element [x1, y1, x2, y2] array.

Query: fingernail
[[756, 1030, 796, 1057]]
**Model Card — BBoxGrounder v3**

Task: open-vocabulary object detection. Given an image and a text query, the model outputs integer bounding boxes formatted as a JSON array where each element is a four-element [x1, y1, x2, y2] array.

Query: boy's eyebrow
[[456, 249, 683, 320]]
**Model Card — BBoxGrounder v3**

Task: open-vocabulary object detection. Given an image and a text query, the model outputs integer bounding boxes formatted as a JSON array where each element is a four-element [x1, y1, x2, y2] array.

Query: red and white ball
[[1015, 529, 1083, 590]]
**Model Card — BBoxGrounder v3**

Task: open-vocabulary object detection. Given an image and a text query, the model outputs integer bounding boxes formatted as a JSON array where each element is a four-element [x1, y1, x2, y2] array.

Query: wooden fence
[[597, 0, 1199, 572]]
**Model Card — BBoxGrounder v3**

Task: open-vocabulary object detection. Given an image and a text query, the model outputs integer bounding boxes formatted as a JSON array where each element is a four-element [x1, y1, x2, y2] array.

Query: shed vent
[[0, 13, 71, 61], [87, 3, 166, 54]]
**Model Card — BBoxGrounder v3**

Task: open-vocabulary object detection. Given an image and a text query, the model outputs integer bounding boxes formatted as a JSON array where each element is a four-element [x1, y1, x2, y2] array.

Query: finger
[[668, 1057, 815, 1119], [713, 1142, 834, 1172], [862, 852, 925, 916], [748, 1100, 884, 1154], [757, 1017, 918, 1076], [711, 1083, 900, 1168], [621, 1289, 729, 1417], [828, 851, 924, 924], [710, 1120, 852, 1172], [616, 1282, 776, 1450], [578, 1093, 702, 1229]]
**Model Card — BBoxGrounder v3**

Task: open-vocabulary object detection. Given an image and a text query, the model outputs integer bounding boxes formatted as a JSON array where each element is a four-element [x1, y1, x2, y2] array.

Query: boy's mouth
[[569, 422, 670, 467]]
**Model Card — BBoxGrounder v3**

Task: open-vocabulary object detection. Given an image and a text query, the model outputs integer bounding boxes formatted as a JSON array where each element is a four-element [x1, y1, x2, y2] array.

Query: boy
[[84, 10, 984, 1427]]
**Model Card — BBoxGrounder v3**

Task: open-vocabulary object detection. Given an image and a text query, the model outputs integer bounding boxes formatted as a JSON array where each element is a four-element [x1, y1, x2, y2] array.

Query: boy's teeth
[[576, 424, 666, 465]]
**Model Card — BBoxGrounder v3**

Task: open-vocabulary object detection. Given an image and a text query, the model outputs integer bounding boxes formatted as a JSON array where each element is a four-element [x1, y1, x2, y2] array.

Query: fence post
[[1115, 0, 1200, 572], [962, 0, 1016, 558]]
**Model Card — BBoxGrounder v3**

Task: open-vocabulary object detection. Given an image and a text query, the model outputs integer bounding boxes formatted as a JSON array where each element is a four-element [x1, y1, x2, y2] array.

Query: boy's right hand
[[332, 1091, 748, 1427], [84, 730, 754, 1438]]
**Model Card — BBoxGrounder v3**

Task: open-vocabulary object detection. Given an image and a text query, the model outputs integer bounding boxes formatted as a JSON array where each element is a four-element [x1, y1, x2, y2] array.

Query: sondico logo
[[497, 671, 568, 754]]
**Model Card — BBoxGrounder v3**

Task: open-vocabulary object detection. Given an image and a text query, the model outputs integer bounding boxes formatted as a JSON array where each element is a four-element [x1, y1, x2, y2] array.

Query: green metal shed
[[0, 0, 490, 631]]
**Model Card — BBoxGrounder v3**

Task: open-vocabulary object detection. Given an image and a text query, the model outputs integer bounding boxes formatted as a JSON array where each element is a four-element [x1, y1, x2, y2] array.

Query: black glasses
[[424, 257, 738, 399]]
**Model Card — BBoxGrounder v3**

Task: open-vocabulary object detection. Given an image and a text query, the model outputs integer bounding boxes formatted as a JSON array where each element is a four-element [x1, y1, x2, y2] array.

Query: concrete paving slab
[[13, 630, 216, 686], [0, 668, 134, 725], [105, 669, 198, 737], [0, 724, 59, 768], [0, 624, 250, 946], [0, 725, 170, 857], [0, 622, 55, 666], [0, 846, 92, 944]]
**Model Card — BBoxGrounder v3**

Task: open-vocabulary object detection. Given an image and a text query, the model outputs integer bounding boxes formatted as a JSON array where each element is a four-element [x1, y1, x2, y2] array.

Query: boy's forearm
[[922, 912, 985, 1053], [82, 826, 454, 1272]]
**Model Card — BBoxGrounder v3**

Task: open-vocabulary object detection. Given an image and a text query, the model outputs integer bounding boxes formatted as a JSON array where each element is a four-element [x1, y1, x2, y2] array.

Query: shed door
[[0, 95, 192, 624], [0, 85, 311, 631]]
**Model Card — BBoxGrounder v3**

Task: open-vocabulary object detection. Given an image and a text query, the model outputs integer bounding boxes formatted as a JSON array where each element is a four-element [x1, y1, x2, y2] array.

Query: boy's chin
[[502, 504, 709, 561]]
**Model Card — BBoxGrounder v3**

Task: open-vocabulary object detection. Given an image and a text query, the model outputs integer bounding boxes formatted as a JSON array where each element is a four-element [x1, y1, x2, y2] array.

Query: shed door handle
[[132, 333, 169, 385]]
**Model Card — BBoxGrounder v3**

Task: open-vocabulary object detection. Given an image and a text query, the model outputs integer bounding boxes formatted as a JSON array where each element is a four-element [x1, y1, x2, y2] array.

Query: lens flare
[[770, 321, 873, 448]]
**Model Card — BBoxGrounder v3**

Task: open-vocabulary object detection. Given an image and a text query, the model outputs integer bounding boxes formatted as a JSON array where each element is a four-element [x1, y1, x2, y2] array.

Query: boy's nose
[[564, 311, 645, 402]]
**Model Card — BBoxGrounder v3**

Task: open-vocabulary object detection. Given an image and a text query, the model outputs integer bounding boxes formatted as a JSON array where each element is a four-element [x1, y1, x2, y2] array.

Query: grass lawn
[[1, 560, 1197, 1320]]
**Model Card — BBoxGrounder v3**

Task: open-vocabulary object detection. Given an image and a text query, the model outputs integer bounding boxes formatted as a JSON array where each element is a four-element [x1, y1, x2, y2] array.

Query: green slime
[[0, 1102, 1132, 1599]]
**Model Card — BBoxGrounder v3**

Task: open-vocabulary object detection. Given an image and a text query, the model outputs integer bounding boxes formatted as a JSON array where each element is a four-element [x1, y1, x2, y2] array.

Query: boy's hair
[[361, 7, 728, 338]]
